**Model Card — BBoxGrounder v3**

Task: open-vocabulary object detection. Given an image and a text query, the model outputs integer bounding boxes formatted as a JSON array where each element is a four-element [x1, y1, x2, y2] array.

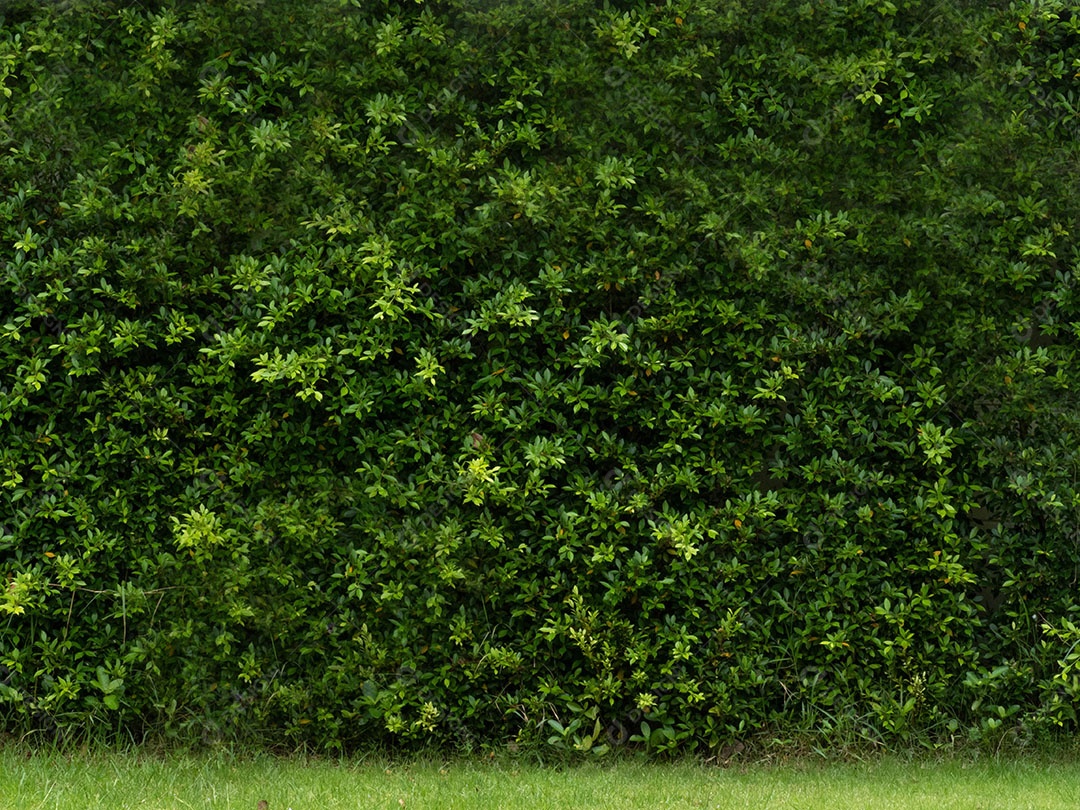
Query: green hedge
[[1, 0, 1079, 752]]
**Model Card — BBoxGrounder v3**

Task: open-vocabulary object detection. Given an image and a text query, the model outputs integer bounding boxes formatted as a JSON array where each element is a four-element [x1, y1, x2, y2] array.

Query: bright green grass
[[3, 748, 1080, 810]]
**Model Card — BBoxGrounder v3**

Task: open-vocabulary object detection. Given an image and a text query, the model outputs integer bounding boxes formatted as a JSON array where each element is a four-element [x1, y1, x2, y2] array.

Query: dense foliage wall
[[1, 0, 1079, 752]]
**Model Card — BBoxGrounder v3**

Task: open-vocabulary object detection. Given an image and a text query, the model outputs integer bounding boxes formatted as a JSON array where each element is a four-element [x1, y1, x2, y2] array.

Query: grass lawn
[[4, 747, 1080, 810]]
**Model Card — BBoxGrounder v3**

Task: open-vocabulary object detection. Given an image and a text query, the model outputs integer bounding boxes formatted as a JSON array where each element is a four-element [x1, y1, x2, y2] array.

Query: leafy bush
[[1, 0, 1078, 753]]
